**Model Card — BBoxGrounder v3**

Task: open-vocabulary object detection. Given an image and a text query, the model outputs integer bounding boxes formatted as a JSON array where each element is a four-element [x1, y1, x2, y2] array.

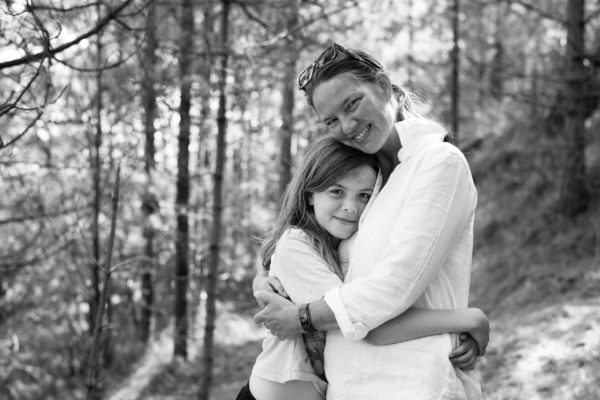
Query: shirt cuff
[[323, 286, 369, 341]]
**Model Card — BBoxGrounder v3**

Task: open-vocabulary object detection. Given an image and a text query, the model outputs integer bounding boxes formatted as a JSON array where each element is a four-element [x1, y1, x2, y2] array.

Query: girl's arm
[[364, 307, 489, 356]]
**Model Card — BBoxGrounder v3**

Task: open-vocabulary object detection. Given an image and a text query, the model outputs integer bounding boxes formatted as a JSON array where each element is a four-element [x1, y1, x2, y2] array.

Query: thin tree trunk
[[406, 0, 414, 88], [277, 0, 299, 200], [450, 0, 460, 141], [490, 3, 505, 100], [140, 0, 158, 344], [558, 0, 590, 216], [86, 165, 121, 400], [198, 1, 229, 398], [174, 0, 194, 358], [190, 0, 214, 345], [89, 10, 103, 335]]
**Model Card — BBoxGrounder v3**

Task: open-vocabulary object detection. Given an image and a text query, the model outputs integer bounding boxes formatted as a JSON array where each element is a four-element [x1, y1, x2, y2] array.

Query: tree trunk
[[277, 0, 299, 200], [174, 0, 194, 359], [86, 165, 121, 400], [190, 0, 214, 346], [198, 0, 229, 398], [450, 0, 460, 141], [406, 0, 414, 88], [489, 3, 505, 100], [558, 0, 590, 216], [140, 0, 158, 344], [89, 9, 103, 336]]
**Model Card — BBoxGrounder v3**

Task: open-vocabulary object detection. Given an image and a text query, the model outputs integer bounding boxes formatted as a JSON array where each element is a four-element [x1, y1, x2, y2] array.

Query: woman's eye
[[346, 98, 360, 111], [330, 189, 343, 195], [326, 118, 337, 127], [359, 193, 372, 201]]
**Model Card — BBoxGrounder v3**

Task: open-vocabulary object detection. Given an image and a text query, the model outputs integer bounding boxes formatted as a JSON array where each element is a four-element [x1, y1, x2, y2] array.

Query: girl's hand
[[449, 333, 479, 370], [252, 271, 289, 309], [466, 308, 490, 356]]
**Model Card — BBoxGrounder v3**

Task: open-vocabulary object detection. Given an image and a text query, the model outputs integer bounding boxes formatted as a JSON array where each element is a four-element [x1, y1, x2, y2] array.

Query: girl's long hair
[[260, 136, 378, 279]]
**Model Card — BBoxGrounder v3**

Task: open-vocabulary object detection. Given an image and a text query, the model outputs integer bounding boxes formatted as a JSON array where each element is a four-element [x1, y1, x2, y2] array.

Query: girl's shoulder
[[276, 227, 310, 250]]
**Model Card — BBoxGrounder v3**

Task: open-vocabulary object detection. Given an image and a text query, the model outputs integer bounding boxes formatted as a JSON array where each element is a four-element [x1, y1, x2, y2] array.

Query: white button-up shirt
[[324, 120, 481, 399]]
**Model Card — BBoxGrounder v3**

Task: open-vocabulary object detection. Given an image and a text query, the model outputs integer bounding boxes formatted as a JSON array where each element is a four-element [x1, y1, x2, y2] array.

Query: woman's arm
[[253, 269, 289, 309], [255, 147, 477, 341], [363, 308, 489, 356]]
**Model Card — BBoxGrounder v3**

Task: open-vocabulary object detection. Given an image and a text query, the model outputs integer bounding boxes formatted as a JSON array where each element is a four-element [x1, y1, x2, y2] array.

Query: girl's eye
[[330, 189, 343, 195], [326, 118, 338, 127], [359, 193, 372, 201]]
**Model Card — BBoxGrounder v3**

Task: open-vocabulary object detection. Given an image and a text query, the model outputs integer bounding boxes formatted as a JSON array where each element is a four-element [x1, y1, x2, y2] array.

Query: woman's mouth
[[353, 124, 370, 142]]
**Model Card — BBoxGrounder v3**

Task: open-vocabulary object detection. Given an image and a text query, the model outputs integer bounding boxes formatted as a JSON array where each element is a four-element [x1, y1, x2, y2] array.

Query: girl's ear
[[374, 72, 393, 101], [308, 193, 314, 206]]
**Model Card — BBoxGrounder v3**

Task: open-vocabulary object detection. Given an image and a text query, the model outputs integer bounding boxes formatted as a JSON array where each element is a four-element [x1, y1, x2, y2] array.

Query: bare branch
[[0, 206, 87, 225], [29, 2, 106, 13], [0, 58, 46, 117], [52, 48, 140, 72], [500, 0, 564, 23], [0, 0, 136, 70], [0, 110, 43, 149], [0, 84, 68, 149]]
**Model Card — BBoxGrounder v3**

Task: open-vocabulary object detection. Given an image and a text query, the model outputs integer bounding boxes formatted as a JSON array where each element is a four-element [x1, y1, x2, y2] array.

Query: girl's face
[[312, 72, 397, 154], [309, 164, 377, 246]]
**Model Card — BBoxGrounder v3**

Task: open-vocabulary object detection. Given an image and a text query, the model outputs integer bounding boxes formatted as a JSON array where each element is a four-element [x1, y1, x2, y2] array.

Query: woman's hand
[[449, 333, 479, 370], [252, 271, 289, 309], [253, 291, 303, 340]]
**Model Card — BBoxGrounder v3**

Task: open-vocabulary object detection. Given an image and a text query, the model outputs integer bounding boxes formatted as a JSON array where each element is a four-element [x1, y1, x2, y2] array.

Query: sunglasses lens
[[298, 65, 314, 89], [316, 45, 338, 68]]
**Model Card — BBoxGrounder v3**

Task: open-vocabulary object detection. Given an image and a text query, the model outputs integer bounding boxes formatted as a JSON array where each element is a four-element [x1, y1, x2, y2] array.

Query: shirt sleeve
[[324, 146, 477, 340], [272, 230, 343, 305]]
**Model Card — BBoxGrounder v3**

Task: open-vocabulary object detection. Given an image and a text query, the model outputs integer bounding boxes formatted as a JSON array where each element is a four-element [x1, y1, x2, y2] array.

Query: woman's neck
[[375, 126, 402, 185]]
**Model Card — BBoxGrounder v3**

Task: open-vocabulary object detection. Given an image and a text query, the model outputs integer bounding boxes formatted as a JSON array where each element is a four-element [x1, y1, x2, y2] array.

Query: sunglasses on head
[[298, 43, 383, 91]]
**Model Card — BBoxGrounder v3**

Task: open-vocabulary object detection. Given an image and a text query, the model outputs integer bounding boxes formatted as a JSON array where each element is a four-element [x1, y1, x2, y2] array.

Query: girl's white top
[[251, 228, 342, 396], [323, 119, 482, 400]]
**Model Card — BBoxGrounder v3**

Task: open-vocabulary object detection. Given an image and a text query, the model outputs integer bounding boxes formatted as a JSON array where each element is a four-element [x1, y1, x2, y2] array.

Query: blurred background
[[1, 0, 599, 399]]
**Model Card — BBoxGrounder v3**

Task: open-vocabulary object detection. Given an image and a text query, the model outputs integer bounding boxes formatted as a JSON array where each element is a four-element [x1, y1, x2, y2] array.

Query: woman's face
[[312, 72, 397, 154], [309, 164, 377, 245]]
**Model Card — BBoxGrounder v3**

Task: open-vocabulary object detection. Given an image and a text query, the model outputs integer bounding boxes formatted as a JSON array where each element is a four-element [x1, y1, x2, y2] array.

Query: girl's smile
[[309, 165, 377, 246]]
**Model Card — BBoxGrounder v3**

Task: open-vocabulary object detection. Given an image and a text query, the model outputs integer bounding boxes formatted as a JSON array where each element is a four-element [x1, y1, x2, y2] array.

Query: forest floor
[[102, 294, 600, 400], [103, 134, 600, 399]]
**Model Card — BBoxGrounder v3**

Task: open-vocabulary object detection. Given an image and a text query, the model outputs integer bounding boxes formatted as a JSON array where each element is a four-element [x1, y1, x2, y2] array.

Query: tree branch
[[501, 0, 564, 23], [0, 0, 136, 70]]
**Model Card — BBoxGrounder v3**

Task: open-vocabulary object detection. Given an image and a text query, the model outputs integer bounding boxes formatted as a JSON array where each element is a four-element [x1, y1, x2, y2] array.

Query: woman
[[241, 136, 488, 400], [254, 43, 484, 399]]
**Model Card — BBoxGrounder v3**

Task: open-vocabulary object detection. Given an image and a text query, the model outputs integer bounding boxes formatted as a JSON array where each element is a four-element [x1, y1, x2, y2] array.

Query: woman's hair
[[260, 136, 378, 278], [302, 48, 446, 134]]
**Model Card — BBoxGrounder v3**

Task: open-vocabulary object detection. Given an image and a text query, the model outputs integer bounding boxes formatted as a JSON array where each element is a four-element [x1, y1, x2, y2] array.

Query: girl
[[243, 136, 489, 400]]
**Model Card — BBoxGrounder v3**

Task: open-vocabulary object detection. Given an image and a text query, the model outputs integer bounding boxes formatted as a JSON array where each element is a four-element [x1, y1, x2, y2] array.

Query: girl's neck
[[375, 126, 402, 185]]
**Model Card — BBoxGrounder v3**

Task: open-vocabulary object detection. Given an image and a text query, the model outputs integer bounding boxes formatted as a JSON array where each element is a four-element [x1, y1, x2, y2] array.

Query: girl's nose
[[342, 199, 358, 213]]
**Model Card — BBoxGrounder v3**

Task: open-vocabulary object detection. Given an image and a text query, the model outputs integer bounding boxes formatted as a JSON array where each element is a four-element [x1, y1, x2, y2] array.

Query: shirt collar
[[395, 119, 446, 163]]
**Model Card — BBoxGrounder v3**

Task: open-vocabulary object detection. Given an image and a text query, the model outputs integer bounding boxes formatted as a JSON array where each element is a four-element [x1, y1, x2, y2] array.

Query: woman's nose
[[340, 116, 356, 135]]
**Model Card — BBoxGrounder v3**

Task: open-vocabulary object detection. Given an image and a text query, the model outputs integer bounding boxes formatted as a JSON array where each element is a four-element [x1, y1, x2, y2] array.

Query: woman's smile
[[351, 124, 371, 142]]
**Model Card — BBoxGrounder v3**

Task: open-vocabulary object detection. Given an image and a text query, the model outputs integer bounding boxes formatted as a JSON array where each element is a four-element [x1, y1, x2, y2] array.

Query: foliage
[[1, 0, 600, 398]]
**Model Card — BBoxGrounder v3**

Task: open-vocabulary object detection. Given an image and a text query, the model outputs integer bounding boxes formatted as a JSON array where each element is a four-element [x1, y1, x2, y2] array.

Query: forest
[[1, 0, 600, 399]]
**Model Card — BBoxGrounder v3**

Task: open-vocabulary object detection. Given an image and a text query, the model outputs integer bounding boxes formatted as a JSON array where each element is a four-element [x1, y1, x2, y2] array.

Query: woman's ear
[[374, 72, 393, 101], [308, 193, 314, 206]]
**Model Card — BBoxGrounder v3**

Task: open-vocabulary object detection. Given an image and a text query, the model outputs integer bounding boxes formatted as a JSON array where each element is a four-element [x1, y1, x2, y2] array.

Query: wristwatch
[[298, 303, 317, 333]]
